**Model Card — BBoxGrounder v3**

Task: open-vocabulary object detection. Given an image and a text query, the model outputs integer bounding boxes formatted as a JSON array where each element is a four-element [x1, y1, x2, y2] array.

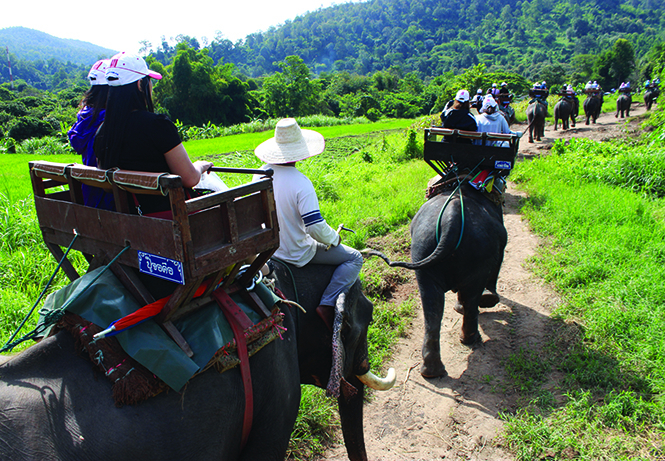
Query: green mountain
[[0, 27, 118, 91], [0, 27, 117, 65], [165, 0, 665, 83]]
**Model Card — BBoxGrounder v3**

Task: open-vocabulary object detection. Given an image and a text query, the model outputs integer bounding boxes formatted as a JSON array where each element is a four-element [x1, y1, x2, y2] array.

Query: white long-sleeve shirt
[[255, 164, 339, 267]]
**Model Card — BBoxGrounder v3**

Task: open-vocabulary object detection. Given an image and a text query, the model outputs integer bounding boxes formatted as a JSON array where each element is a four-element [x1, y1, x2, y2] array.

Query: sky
[[1, 0, 359, 55]]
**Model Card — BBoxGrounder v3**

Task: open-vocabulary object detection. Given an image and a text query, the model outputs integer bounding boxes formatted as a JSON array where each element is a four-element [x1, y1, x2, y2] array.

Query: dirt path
[[322, 101, 648, 461]]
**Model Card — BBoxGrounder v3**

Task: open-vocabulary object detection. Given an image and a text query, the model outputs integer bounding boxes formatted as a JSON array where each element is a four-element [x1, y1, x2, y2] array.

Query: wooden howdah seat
[[29, 161, 279, 356], [423, 127, 519, 179]]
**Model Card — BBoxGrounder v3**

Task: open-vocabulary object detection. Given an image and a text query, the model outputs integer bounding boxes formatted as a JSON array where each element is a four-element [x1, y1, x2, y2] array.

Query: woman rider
[[94, 52, 212, 216]]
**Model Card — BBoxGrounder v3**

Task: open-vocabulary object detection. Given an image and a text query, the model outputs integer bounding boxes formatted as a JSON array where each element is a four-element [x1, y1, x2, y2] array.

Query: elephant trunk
[[357, 368, 396, 390], [338, 375, 368, 461]]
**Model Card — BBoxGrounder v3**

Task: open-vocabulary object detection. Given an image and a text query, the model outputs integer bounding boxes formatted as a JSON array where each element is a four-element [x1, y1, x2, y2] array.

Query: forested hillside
[[151, 0, 665, 83], [0, 27, 116, 64], [0, 28, 116, 91], [2, 0, 665, 141]]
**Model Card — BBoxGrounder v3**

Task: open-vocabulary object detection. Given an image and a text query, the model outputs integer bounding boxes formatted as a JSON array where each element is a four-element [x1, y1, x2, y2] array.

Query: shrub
[[7, 117, 55, 141]]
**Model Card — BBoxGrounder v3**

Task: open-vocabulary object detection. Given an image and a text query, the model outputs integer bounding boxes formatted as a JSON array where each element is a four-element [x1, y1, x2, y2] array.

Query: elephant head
[[269, 261, 395, 461]]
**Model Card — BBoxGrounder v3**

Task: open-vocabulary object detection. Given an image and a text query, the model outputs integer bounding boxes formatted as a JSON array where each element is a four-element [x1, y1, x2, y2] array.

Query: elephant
[[569, 96, 579, 126], [0, 303, 301, 461], [616, 93, 632, 118], [644, 87, 660, 111], [366, 182, 507, 378], [554, 98, 575, 130], [0, 266, 394, 461], [526, 100, 547, 142], [269, 261, 396, 461], [583, 94, 602, 125]]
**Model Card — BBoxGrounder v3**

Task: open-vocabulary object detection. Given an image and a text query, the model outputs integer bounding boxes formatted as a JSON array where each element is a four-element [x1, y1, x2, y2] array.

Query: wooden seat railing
[[424, 127, 519, 179], [29, 161, 279, 356]]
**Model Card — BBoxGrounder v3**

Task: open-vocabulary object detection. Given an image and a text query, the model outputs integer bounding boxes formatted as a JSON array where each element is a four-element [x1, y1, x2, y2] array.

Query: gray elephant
[[269, 261, 396, 461], [583, 93, 602, 124], [644, 87, 659, 110], [616, 93, 632, 118], [0, 302, 301, 461], [0, 267, 393, 461], [554, 98, 575, 130], [526, 100, 547, 142], [366, 182, 506, 378]]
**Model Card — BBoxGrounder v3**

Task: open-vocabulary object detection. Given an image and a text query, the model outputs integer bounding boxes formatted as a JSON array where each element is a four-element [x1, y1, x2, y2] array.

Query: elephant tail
[[361, 234, 455, 270]]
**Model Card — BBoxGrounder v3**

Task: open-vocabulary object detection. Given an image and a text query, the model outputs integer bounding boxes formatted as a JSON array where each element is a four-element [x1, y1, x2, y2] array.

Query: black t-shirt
[[441, 109, 478, 144], [94, 111, 183, 215]]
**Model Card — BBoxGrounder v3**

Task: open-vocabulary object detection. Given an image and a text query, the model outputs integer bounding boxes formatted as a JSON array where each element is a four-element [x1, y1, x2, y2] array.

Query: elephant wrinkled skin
[[0, 304, 301, 461], [526, 101, 547, 142], [368, 183, 506, 378], [270, 262, 392, 461], [616, 93, 632, 118]]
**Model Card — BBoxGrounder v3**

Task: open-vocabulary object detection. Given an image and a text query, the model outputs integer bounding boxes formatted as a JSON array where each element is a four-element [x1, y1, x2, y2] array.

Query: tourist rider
[[68, 59, 115, 210], [253, 118, 363, 325], [94, 52, 212, 216], [470, 89, 484, 111], [470, 95, 521, 191], [529, 82, 549, 108], [499, 82, 510, 95], [441, 90, 478, 143]]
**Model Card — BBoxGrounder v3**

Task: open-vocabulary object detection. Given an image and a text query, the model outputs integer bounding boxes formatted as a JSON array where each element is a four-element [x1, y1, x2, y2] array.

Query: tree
[[153, 44, 252, 126], [593, 39, 636, 88], [259, 56, 322, 118], [609, 39, 636, 86]]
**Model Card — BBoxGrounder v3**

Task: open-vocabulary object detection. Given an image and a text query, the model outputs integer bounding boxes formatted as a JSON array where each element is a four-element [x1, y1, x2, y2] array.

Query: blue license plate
[[494, 160, 512, 170], [137, 251, 185, 285]]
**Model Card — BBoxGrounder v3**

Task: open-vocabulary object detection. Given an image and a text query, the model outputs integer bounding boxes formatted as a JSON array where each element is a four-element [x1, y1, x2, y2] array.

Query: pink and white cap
[[88, 59, 111, 86], [105, 52, 162, 87], [455, 89, 470, 103]]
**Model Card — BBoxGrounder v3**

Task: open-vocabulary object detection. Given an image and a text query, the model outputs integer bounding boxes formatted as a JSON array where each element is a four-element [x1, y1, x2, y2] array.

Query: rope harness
[[1, 234, 131, 353]]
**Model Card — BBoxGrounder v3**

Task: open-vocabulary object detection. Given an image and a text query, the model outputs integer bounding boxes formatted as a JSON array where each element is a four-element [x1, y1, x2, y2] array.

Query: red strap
[[212, 288, 253, 450]]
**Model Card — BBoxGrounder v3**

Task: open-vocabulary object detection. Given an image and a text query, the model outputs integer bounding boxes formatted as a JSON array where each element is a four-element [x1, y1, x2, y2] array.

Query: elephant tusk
[[356, 367, 396, 391]]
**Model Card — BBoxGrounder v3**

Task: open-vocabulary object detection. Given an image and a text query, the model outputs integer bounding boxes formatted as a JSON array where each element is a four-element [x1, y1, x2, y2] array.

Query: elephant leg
[[454, 292, 464, 314], [415, 269, 447, 378], [479, 259, 501, 308], [458, 290, 482, 345], [338, 376, 368, 461]]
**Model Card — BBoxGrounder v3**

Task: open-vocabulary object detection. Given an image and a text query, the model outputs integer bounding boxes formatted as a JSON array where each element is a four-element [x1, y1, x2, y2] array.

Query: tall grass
[[503, 107, 665, 458], [176, 115, 372, 141]]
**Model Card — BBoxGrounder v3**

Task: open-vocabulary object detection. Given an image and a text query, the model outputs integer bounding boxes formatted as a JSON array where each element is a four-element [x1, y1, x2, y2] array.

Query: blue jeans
[[309, 243, 363, 306]]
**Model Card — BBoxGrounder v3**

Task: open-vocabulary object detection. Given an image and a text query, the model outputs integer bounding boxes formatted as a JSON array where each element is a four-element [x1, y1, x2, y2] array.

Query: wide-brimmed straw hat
[[255, 118, 325, 164]]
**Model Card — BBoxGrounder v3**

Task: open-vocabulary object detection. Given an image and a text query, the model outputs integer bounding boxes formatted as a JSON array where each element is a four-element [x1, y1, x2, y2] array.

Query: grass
[[500, 105, 665, 459]]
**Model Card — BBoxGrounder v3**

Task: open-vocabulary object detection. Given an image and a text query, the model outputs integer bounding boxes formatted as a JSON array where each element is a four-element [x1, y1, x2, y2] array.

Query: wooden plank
[[157, 276, 205, 323], [44, 241, 80, 282], [184, 179, 273, 214], [34, 198, 177, 259], [160, 321, 194, 358], [109, 264, 155, 306]]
